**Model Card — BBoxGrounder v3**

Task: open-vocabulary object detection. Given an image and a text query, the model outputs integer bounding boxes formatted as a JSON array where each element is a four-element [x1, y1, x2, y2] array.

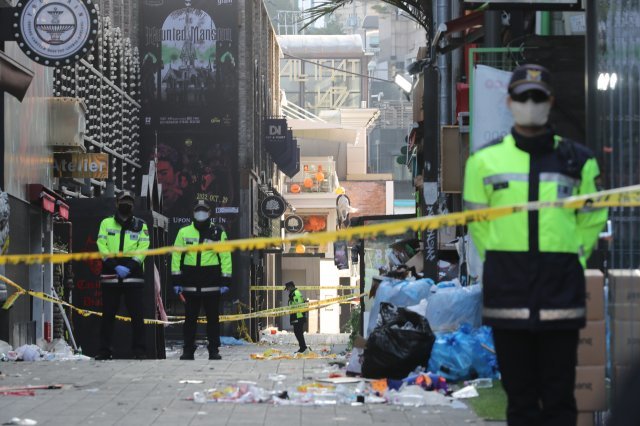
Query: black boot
[[180, 346, 195, 360], [208, 351, 221, 360]]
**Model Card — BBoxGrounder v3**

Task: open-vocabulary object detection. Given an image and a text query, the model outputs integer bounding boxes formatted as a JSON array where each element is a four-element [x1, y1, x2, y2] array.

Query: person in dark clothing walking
[[285, 281, 309, 354], [96, 191, 150, 360], [463, 64, 608, 425], [172, 201, 232, 360]]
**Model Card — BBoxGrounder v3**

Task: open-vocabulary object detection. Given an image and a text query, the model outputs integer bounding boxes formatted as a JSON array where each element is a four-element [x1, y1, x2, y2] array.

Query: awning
[[27, 184, 70, 219], [286, 108, 379, 145]]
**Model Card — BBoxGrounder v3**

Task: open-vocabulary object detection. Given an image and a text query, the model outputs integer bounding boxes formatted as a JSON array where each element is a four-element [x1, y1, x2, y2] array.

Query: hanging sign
[[13, 0, 99, 67], [260, 195, 286, 219], [284, 214, 304, 233]]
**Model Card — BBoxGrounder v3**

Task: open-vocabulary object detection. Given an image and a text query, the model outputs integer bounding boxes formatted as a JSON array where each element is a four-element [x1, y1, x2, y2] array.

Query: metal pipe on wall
[[435, 0, 451, 125]]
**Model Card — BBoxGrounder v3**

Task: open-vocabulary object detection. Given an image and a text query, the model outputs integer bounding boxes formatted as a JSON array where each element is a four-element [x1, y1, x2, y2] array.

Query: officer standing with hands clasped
[[463, 64, 608, 425], [96, 191, 150, 360], [284, 281, 309, 355], [172, 201, 232, 360]]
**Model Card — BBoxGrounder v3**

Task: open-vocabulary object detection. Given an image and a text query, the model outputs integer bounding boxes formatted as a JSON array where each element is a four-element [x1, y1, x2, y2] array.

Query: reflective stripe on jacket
[[97, 216, 149, 286], [171, 222, 232, 287], [289, 289, 305, 322], [463, 133, 608, 329]]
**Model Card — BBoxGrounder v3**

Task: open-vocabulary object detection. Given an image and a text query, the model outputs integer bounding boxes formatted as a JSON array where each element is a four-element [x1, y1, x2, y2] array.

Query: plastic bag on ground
[[0, 339, 12, 355], [366, 277, 434, 336], [425, 282, 482, 333], [362, 302, 435, 380], [428, 324, 499, 381], [220, 336, 246, 346], [16, 344, 43, 362], [470, 326, 499, 379]]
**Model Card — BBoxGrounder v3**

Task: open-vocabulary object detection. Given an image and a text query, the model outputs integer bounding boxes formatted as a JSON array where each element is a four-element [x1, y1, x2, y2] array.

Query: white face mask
[[509, 99, 552, 127], [193, 211, 210, 222]]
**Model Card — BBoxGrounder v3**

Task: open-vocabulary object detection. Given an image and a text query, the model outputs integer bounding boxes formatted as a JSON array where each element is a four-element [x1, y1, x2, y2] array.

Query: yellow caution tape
[[249, 285, 358, 291], [0, 184, 636, 266], [0, 273, 363, 325]]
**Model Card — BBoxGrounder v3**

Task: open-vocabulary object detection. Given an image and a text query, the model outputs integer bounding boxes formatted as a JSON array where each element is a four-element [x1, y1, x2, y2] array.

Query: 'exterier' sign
[[53, 153, 109, 178]]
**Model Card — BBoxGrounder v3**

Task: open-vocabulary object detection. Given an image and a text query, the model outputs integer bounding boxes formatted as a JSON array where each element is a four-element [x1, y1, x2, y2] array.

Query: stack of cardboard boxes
[[575, 270, 607, 426], [609, 269, 640, 400]]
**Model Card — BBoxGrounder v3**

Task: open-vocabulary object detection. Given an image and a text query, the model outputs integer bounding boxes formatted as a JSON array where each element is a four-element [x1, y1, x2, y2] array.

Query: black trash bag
[[362, 302, 436, 379]]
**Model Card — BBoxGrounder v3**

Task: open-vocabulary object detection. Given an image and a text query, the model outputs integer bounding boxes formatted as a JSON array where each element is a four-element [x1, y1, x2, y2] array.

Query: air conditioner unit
[[46, 97, 87, 150]]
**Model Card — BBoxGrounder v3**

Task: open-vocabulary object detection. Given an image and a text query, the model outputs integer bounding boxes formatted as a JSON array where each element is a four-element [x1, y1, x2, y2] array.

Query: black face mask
[[117, 203, 133, 216]]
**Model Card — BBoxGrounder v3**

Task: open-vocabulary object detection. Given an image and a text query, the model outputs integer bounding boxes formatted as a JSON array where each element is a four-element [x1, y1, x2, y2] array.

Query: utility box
[[440, 125, 470, 193]]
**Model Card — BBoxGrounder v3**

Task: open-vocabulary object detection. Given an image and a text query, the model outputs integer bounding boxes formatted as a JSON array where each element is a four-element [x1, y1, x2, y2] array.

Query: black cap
[[117, 191, 135, 203], [193, 200, 211, 212], [284, 281, 295, 289], [508, 64, 553, 96]]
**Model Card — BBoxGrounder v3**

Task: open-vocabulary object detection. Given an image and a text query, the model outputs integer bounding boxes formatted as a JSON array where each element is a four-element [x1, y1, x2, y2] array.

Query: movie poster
[[140, 0, 239, 237]]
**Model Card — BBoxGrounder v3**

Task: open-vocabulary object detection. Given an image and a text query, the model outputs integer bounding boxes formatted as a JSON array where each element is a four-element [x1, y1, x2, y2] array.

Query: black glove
[[103, 258, 118, 270], [220, 276, 232, 287]]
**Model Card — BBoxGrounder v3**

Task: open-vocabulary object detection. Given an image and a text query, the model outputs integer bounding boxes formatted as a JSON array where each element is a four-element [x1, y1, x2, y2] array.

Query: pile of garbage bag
[[366, 278, 434, 336], [367, 279, 482, 336], [428, 323, 499, 382], [364, 277, 497, 382], [426, 283, 482, 332], [362, 302, 435, 379], [0, 339, 89, 362]]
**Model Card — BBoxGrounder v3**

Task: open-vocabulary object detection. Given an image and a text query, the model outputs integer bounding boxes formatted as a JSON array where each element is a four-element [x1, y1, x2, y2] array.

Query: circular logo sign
[[260, 195, 286, 219], [14, 0, 98, 66], [284, 215, 304, 233]]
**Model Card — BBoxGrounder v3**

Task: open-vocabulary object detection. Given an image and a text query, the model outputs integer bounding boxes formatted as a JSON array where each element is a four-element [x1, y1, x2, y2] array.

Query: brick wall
[[341, 181, 387, 218]]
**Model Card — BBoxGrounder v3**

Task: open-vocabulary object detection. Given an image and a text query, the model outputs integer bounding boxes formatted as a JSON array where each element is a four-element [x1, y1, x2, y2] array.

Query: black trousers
[[292, 319, 307, 351], [100, 285, 145, 356], [183, 292, 220, 353], [493, 328, 579, 426]]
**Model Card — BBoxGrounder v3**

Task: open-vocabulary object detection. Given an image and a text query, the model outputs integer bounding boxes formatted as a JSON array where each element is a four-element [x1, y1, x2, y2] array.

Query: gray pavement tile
[[0, 343, 487, 425], [45, 417, 92, 426]]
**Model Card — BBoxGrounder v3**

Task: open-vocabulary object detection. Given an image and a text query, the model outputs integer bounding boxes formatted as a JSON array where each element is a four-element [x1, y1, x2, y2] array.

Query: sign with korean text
[[53, 153, 108, 178]]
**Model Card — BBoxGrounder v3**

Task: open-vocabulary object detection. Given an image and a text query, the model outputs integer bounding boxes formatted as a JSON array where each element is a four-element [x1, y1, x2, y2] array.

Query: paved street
[[0, 342, 503, 426]]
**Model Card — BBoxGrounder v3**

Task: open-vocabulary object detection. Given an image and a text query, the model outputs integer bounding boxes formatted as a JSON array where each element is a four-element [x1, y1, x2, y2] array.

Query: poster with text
[[140, 0, 237, 127], [140, 0, 239, 239]]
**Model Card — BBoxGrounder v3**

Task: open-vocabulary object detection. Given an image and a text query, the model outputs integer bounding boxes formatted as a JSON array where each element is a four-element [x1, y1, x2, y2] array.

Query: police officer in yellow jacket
[[463, 64, 608, 425], [285, 281, 309, 354], [172, 201, 232, 360], [96, 191, 150, 360]]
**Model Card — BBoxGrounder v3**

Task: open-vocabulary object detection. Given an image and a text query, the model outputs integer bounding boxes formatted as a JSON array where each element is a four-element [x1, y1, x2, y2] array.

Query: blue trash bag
[[425, 283, 482, 333], [366, 277, 434, 336], [427, 324, 475, 381], [470, 326, 500, 379], [427, 324, 500, 381], [219, 336, 246, 346]]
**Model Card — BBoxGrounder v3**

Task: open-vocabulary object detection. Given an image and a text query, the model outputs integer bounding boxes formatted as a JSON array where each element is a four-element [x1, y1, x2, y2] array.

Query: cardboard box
[[577, 412, 594, 426], [611, 303, 640, 321], [609, 269, 640, 305], [612, 320, 640, 365], [585, 269, 604, 321], [575, 366, 606, 411], [578, 321, 606, 366]]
